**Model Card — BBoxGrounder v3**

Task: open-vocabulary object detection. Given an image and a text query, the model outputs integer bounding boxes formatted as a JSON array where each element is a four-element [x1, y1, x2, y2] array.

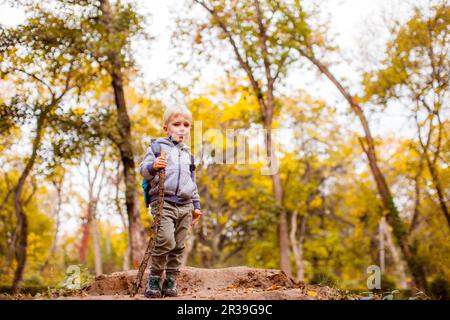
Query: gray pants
[[149, 200, 193, 279]]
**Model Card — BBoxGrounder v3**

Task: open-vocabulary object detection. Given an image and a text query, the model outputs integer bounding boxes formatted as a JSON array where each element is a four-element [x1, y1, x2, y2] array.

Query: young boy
[[139, 106, 202, 298]]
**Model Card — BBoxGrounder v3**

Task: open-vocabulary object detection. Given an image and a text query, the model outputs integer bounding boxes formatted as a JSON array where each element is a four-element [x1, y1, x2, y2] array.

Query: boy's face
[[163, 114, 192, 143]]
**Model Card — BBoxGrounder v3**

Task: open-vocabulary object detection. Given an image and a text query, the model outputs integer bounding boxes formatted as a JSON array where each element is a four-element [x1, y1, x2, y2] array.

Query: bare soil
[[56, 266, 360, 300]]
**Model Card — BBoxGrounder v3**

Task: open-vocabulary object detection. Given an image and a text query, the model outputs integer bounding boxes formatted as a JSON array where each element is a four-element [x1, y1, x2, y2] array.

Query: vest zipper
[[175, 148, 181, 196]]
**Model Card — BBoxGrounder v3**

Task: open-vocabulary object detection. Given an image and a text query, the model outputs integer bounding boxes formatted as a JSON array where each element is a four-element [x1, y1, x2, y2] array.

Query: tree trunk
[[123, 244, 130, 271], [379, 217, 386, 272], [410, 158, 424, 234], [0, 186, 14, 273], [11, 111, 47, 292], [265, 123, 292, 277], [99, 0, 146, 268], [290, 210, 306, 282], [11, 198, 28, 294], [301, 52, 429, 292], [92, 209, 103, 276], [111, 66, 146, 268], [79, 201, 93, 264], [416, 112, 450, 228], [383, 222, 408, 289], [40, 180, 63, 273], [273, 174, 291, 277], [181, 229, 196, 267], [255, 0, 291, 277], [424, 154, 450, 228]]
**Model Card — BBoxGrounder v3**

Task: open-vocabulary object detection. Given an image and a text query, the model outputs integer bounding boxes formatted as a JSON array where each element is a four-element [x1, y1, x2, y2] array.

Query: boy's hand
[[191, 209, 202, 226], [152, 154, 167, 170]]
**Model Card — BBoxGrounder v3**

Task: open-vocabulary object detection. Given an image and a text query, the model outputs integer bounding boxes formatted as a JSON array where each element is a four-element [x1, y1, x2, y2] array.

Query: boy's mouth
[[173, 134, 184, 141]]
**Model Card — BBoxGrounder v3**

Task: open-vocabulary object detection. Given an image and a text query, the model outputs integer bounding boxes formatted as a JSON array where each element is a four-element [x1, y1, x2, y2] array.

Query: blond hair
[[163, 106, 192, 125]]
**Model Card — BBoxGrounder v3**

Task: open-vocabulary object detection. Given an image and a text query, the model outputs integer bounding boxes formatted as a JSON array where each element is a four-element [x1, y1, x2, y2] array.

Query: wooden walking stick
[[130, 150, 166, 297]]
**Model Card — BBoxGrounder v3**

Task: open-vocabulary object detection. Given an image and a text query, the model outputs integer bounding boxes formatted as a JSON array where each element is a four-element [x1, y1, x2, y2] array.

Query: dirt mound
[[74, 266, 361, 300], [84, 266, 295, 296], [232, 269, 295, 289], [84, 270, 135, 296]]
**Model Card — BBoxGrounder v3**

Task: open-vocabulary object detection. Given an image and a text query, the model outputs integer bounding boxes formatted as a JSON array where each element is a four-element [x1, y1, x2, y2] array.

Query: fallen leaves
[[266, 284, 282, 291], [307, 290, 318, 297]]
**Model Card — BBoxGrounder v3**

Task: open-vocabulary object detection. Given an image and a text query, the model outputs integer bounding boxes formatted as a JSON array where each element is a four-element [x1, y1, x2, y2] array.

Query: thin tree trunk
[[99, 0, 146, 267], [79, 201, 93, 264], [255, 0, 291, 276], [40, 179, 63, 273], [0, 184, 14, 273], [181, 229, 195, 267], [11, 110, 47, 292], [415, 112, 450, 228], [265, 119, 292, 277], [379, 217, 386, 272], [123, 244, 130, 271], [272, 172, 291, 276], [300, 51, 429, 292], [105, 224, 111, 256], [5, 214, 18, 270], [290, 210, 306, 283], [410, 157, 424, 234], [79, 153, 106, 271], [383, 223, 408, 289], [92, 208, 103, 276], [91, 157, 107, 276], [111, 67, 146, 268], [424, 153, 450, 227]]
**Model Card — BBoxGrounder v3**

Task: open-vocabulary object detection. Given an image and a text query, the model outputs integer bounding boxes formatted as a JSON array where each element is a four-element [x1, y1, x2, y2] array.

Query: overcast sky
[[0, 0, 404, 90]]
